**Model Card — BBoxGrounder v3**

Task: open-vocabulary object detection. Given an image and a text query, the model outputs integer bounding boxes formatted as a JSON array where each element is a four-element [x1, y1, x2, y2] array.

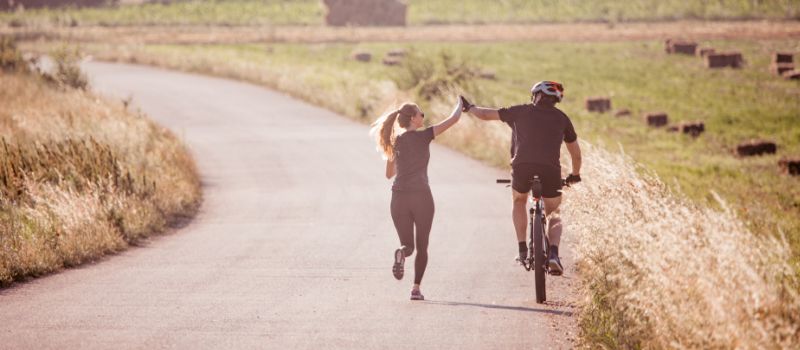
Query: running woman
[[370, 98, 463, 301]]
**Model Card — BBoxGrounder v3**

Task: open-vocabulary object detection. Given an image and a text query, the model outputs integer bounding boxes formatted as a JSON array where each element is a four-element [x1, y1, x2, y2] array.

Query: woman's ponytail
[[369, 102, 419, 160], [370, 109, 401, 160]]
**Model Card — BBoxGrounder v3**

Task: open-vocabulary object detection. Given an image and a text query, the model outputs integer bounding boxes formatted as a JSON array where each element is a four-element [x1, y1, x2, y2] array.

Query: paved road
[[0, 63, 576, 349]]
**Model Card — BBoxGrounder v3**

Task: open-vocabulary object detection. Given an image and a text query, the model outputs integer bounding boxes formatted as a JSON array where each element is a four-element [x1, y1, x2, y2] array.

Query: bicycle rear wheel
[[533, 207, 546, 303]]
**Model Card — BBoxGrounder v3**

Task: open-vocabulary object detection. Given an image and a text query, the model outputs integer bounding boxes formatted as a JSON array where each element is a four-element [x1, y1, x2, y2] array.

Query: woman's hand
[[459, 95, 474, 113]]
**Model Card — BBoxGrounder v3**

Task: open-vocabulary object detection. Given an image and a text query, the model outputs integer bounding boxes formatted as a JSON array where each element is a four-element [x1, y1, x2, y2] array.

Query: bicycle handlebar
[[496, 178, 572, 186]]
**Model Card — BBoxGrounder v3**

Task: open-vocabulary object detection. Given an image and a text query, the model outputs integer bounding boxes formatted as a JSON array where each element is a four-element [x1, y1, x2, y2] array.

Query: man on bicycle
[[462, 81, 582, 275]]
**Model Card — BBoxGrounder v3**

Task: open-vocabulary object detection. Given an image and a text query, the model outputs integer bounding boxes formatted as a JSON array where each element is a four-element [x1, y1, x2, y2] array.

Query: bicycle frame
[[496, 177, 549, 273], [526, 181, 549, 274], [497, 175, 565, 304]]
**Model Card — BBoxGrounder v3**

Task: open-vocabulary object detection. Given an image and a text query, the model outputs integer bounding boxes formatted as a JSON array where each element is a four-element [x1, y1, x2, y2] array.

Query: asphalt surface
[[0, 62, 576, 349]]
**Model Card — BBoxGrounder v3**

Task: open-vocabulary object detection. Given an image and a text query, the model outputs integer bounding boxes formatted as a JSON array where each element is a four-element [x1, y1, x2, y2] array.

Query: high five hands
[[459, 95, 474, 113]]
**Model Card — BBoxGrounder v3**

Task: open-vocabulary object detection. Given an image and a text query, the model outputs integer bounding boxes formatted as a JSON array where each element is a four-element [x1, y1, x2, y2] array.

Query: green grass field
[[66, 39, 800, 268], [1, 0, 798, 27]]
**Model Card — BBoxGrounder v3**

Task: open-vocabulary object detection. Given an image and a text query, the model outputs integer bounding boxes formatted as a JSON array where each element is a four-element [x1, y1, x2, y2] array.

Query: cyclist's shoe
[[515, 251, 528, 265], [548, 255, 564, 276], [410, 289, 425, 301], [392, 247, 405, 280]]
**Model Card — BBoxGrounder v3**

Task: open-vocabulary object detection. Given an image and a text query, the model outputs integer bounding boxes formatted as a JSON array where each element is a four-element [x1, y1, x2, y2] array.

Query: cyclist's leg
[[511, 164, 534, 254], [543, 196, 565, 275], [411, 190, 435, 286], [543, 196, 563, 246], [538, 163, 564, 248], [512, 189, 528, 243], [390, 191, 416, 257]]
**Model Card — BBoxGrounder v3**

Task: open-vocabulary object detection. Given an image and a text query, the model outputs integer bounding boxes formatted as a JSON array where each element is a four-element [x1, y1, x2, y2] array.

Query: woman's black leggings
[[390, 189, 435, 285]]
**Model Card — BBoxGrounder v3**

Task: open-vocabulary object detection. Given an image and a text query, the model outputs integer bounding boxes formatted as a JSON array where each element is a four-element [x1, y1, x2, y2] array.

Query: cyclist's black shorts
[[511, 162, 562, 198]]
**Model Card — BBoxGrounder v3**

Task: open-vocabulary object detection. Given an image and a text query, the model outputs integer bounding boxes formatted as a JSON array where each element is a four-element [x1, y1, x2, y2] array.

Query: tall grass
[[0, 42, 201, 285], [566, 142, 799, 348], [0, 0, 797, 27]]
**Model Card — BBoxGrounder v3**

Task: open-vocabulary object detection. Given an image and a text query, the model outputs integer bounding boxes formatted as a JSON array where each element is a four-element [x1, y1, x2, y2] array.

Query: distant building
[[323, 0, 407, 27]]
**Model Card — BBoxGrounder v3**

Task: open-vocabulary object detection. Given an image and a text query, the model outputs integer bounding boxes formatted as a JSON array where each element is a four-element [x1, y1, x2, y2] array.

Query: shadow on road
[[424, 300, 572, 316]]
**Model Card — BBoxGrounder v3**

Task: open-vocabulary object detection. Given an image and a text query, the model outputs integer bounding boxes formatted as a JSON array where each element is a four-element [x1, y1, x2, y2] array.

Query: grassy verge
[[57, 40, 800, 259], [0, 0, 797, 27], [36, 39, 800, 348], [0, 39, 201, 286]]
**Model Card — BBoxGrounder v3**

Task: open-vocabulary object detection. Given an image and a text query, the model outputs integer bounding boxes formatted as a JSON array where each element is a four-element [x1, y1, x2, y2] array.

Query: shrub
[[391, 49, 481, 102], [43, 45, 89, 90], [0, 36, 28, 73]]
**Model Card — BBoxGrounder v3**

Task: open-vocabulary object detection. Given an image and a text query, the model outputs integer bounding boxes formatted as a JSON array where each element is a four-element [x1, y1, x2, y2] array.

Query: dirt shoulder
[[4, 20, 800, 44]]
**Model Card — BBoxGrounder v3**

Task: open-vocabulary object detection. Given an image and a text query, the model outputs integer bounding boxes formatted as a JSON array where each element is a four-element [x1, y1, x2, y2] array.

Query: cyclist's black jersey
[[499, 104, 577, 168], [392, 127, 435, 192]]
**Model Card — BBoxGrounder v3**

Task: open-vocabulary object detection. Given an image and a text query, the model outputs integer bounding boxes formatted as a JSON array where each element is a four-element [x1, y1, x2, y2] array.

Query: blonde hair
[[369, 102, 419, 160]]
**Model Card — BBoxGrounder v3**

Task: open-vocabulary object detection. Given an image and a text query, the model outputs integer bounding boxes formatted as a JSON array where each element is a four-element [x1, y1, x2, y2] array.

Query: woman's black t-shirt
[[392, 127, 435, 192]]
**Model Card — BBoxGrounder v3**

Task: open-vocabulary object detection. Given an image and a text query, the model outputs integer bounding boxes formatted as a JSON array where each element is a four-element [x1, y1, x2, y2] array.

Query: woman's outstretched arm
[[432, 98, 463, 137]]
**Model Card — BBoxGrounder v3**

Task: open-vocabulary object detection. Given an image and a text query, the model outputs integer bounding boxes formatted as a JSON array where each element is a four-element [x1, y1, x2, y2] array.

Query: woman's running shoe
[[392, 247, 405, 280], [410, 289, 424, 301]]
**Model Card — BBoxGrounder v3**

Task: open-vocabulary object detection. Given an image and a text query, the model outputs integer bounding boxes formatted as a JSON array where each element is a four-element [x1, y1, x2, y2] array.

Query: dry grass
[[0, 68, 201, 286], [2, 20, 800, 45], [564, 142, 799, 349]]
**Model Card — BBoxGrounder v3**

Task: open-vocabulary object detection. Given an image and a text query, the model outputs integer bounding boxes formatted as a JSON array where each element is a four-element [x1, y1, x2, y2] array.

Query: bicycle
[[497, 176, 567, 304]]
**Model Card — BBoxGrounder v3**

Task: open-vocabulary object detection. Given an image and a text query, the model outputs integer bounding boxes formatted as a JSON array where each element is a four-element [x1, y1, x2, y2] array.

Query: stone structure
[[783, 70, 800, 80], [664, 39, 697, 55], [351, 51, 372, 62], [1, 0, 109, 9], [736, 140, 777, 157], [585, 97, 611, 113], [706, 52, 744, 68], [773, 52, 794, 64], [644, 112, 668, 127], [679, 121, 705, 137], [779, 157, 800, 176], [323, 0, 407, 27], [770, 52, 794, 76]]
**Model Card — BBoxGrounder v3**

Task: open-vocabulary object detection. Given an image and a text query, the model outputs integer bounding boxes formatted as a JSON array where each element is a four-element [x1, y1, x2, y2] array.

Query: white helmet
[[530, 81, 564, 102]]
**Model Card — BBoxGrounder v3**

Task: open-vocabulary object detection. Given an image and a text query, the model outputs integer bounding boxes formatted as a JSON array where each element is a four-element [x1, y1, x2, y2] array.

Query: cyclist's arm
[[385, 158, 396, 179], [566, 140, 582, 175], [468, 106, 500, 121], [432, 100, 463, 137]]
